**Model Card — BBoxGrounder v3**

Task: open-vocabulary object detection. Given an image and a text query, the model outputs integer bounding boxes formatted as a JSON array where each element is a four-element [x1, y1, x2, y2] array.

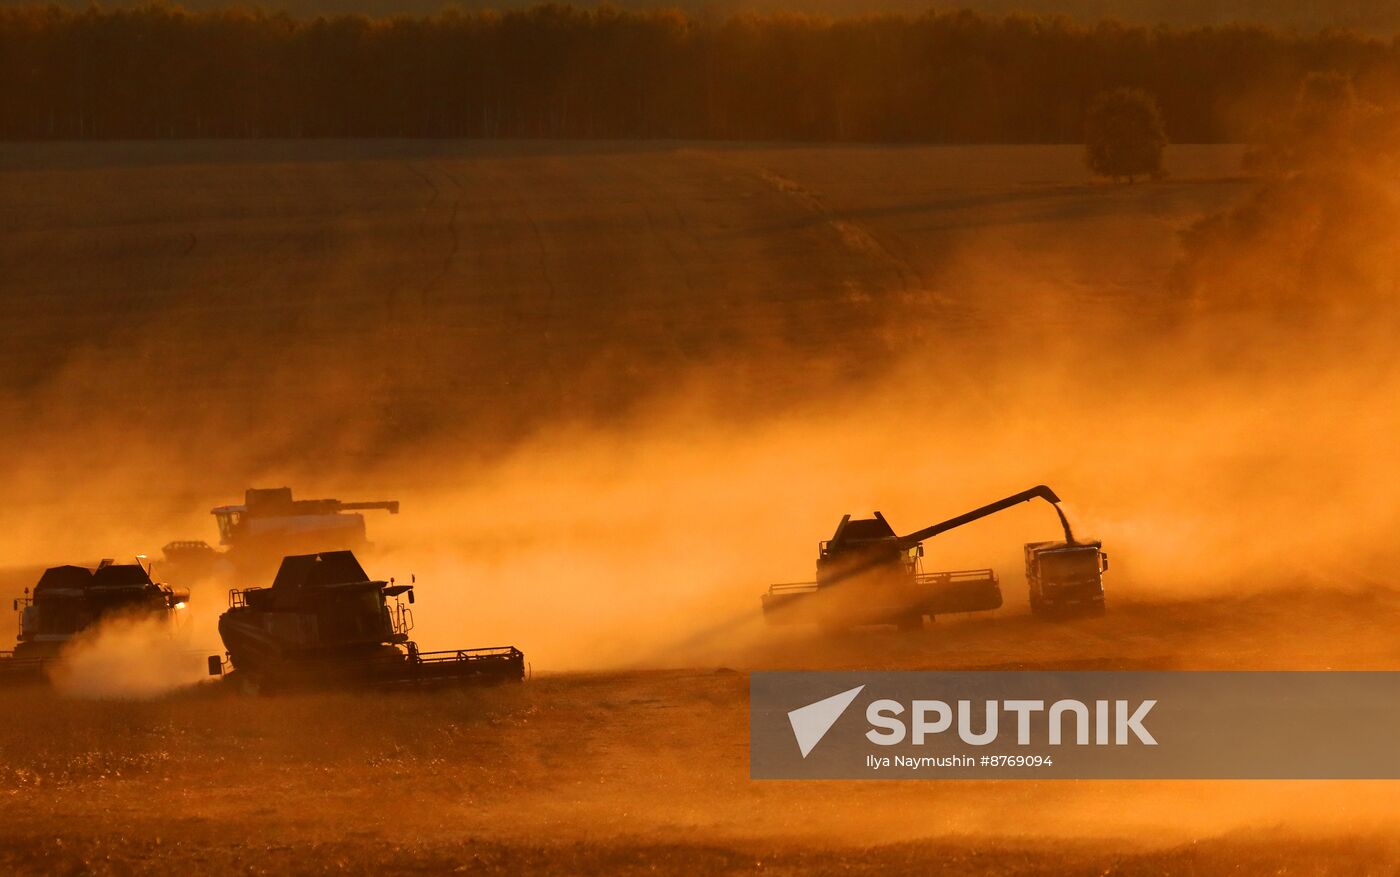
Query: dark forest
[[2, 3, 1398, 140]]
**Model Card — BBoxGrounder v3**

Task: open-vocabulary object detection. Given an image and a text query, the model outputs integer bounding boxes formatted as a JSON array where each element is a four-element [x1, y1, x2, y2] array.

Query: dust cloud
[[46, 610, 210, 700], [374, 91, 1400, 664], [0, 88, 1397, 674], [4, 266, 1396, 675]]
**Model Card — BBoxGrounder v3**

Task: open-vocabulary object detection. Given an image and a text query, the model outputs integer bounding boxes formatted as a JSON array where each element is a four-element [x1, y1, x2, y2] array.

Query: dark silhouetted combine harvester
[[209, 550, 523, 694], [0, 559, 189, 684], [163, 487, 401, 582]]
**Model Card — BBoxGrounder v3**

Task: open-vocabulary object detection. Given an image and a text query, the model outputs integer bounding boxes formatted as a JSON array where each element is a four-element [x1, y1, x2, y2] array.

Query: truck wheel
[[1029, 594, 1050, 619]]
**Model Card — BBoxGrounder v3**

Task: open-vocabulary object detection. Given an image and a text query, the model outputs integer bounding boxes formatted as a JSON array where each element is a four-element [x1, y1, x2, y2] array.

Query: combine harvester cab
[[762, 485, 1069, 632], [163, 486, 401, 583], [1, 560, 190, 684], [1025, 540, 1108, 617], [210, 550, 523, 693]]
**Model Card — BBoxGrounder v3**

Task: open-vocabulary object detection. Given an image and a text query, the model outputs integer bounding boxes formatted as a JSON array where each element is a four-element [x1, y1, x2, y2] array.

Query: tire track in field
[[610, 152, 704, 363], [421, 164, 463, 306], [394, 160, 440, 317], [750, 166, 927, 296], [680, 148, 972, 361], [403, 159, 439, 239], [402, 160, 464, 311], [689, 150, 925, 296], [638, 198, 700, 362], [476, 158, 566, 403]]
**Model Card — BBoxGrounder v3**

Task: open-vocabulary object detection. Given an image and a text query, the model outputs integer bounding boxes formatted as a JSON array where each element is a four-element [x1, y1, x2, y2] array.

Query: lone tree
[[1084, 87, 1168, 182]]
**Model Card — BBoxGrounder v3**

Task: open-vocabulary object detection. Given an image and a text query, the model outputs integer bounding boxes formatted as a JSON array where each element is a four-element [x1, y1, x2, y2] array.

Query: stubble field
[[3, 140, 1399, 874]]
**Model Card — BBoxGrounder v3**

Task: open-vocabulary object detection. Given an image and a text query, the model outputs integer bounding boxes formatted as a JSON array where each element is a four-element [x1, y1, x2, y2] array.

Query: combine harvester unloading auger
[[208, 550, 524, 694], [761, 485, 1106, 631], [0, 559, 190, 685]]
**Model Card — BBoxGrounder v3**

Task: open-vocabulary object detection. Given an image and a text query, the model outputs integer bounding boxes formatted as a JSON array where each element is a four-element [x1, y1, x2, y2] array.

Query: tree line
[[2, 2, 1398, 141]]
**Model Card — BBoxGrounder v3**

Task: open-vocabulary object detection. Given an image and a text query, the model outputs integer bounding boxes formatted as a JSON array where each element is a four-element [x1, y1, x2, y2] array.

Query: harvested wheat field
[[2, 137, 1399, 874]]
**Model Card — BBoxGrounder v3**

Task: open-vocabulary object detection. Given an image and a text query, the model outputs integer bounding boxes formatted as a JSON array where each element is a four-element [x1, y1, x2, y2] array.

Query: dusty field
[[3, 590, 1400, 874], [0, 140, 1249, 524], [3, 591, 1400, 875], [3, 140, 1399, 873], [0, 140, 1272, 660]]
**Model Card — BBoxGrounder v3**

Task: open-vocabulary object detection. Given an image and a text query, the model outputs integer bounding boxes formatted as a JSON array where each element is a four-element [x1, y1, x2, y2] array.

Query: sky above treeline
[[1, 0, 1397, 35]]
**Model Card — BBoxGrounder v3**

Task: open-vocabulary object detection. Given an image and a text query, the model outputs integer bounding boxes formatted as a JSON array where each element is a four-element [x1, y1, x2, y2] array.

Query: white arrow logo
[[787, 685, 865, 758]]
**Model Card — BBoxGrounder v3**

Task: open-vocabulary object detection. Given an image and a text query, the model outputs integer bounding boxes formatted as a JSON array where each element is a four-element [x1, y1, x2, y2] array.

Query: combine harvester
[[762, 485, 1104, 631], [0, 559, 190, 684], [208, 550, 524, 694], [163, 486, 400, 582]]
